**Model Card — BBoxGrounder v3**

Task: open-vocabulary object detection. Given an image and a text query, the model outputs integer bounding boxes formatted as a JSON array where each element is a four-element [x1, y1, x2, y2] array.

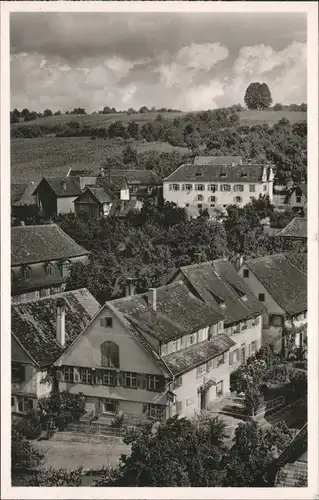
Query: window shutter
[[229, 352, 233, 365], [118, 371, 123, 386], [74, 368, 80, 383], [19, 365, 26, 382], [56, 369, 63, 381]]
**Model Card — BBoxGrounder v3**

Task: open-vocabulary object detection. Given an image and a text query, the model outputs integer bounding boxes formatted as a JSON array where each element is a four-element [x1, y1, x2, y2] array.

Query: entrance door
[[200, 390, 207, 410]]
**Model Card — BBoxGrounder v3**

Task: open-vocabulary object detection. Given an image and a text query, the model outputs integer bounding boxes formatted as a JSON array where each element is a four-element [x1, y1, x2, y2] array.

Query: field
[[11, 109, 307, 130], [11, 137, 188, 182]]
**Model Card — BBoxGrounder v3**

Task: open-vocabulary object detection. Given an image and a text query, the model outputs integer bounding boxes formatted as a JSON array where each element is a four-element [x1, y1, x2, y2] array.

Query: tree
[[21, 108, 30, 118], [244, 82, 273, 110], [122, 144, 138, 165], [24, 111, 38, 122], [29, 467, 83, 486], [11, 430, 43, 472], [273, 103, 284, 111], [38, 391, 86, 429], [139, 106, 149, 114], [127, 120, 140, 140], [97, 415, 228, 486], [108, 120, 128, 139], [43, 109, 53, 117]]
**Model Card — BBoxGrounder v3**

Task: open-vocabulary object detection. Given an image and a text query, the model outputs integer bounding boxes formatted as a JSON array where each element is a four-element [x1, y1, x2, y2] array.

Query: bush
[[244, 385, 265, 415], [15, 413, 41, 440]]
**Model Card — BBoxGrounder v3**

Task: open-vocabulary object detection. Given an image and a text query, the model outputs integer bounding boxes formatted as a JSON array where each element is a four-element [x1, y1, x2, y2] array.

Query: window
[[45, 263, 53, 276], [145, 404, 165, 420], [240, 345, 246, 364], [161, 344, 168, 356], [174, 376, 182, 388], [209, 184, 218, 192], [243, 269, 249, 278], [263, 185, 267, 192], [234, 185, 244, 192], [296, 196, 301, 203], [102, 370, 116, 386], [220, 184, 231, 192], [148, 375, 161, 391], [182, 184, 193, 191], [176, 401, 182, 414], [198, 204, 203, 209], [249, 185, 256, 192], [241, 321, 247, 331], [169, 184, 180, 191], [207, 359, 213, 372], [124, 372, 137, 388], [102, 398, 117, 413], [258, 293, 265, 302], [23, 267, 31, 280], [269, 315, 284, 327], [215, 353, 225, 367], [197, 194, 204, 201], [18, 396, 34, 413], [176, 338, 181, 350], [60, 261, 71, 278], [251, 341, 258, 354], [64, 367, 74, 382], [100, 317, 113, 328], [235, 196, 242, 203], [80, 368, 92, 384], [210, 196, 216, 203], [12, 363, 25, 383], [195, 184, 205, 191], [171, 341, 177, 353], [101, 341, 119, 368], [196, 364, 207, 378], [189, 334, 195, 345], [216, 381, 223, 396], [233, 349, 239, 362]]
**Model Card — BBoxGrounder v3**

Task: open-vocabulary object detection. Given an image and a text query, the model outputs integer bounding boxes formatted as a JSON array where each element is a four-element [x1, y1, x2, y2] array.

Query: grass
[[239, 110, 306, 126], [11, 137, 188, 182]]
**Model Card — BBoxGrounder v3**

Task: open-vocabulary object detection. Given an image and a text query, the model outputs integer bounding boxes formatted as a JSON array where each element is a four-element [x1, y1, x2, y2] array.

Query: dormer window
[[23, 266, 31, 280], [45, 262, 53, 276], [60, 260, 71, 278]]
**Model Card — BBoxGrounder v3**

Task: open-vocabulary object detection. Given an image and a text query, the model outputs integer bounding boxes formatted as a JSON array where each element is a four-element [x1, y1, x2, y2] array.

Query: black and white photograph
[[1, 1, 318, 497]]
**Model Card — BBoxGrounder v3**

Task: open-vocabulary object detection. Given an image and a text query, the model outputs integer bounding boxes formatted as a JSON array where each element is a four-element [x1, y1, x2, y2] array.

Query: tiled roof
[[277, 217, 307, 238], [35, 177, 82, 197], [11, 224, 89, 266], [284, 253, 307, 275], [74, 186, 113, 205], [193, 156, 242, 166], [162, 334, 236, 376], [164, 163, 271, 183], [11, 182, 38, 206], [110, 169, 162, 185], [111, 281, 223, 343], [246, 253, 307, 315], [11, 288, 100, 367], [167, 260, 266, 326], [275, 461, 307, 487]]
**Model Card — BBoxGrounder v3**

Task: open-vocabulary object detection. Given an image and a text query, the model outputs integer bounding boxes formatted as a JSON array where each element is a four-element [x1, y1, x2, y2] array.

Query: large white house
[[163, 157, 274, 216]]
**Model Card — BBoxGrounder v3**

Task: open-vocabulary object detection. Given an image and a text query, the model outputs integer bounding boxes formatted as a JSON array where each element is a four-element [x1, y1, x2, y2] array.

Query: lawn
[[11, 137, 188, 182], [239, 110, 306, 126]]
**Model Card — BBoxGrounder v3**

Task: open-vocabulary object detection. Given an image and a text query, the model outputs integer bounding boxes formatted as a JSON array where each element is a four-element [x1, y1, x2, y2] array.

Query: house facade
[[55, 281, 237, 420], [74, 187, 114, 219], [99, 168, 162, 202], [11, 182, 39, 219], [277, 217, 307, 252], [11, 289, 100, 414], [288, 184, 307, 214], [11, 224, 89, 303], [166, 259, 266, 370], [163, 158, 275, 217], [239, 253, 307, 355]]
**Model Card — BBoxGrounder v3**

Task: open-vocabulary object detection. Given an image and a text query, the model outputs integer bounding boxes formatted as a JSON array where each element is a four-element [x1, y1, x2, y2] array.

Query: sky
[[10, 12, 307, 113]]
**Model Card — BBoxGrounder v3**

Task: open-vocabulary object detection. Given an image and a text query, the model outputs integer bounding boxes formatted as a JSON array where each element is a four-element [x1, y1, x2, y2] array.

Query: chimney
[[148, 288, 157, 311], [56, 298, 66, 347], [126, 278, 136, 297], [194, 252, 202, 264]]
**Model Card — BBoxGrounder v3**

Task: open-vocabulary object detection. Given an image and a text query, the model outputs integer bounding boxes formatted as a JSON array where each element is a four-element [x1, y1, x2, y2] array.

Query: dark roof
[[284, 253, 307, 275], [164, 163, 272, 183], [34, 177, 82, 197], [11, 288, 100, 367], [110, 169, 161, 185], [11, 224, 89, 266], [162, 334, 236, 376], [111, 281, 223, 343], [11, 182, 38, 206], [167, 260, 266, 326], [246, 254, 307, 315], [74, 186, 113, 205], [193, 156, 242, 166], [275, 461, 307, 487], [277, 217, 307, 238], [291, 184, 307, 198], [12, 261, 64, 295]]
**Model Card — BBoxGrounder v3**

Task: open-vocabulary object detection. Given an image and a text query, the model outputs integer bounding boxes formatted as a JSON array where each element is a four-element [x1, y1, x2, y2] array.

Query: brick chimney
[[56, 298, 66, 347], [148, 288, 157, 311]]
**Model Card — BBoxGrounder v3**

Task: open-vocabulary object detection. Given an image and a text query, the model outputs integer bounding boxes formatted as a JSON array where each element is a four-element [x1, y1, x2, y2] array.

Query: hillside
[[11, 109, 306, 130]]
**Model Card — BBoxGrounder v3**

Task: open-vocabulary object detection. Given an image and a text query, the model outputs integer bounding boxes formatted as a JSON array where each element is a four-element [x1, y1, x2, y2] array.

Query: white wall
[[57, 197, 77, 214], [289, 191, 307, 209], [163, 180, 272, 213]]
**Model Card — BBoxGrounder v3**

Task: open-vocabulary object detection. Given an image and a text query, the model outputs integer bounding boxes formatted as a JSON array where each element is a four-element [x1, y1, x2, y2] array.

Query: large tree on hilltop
[[244, 82, 273, 110]]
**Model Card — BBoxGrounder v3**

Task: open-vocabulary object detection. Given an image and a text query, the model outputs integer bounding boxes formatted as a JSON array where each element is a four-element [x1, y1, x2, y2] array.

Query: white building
[[163, 157, 274, 216]]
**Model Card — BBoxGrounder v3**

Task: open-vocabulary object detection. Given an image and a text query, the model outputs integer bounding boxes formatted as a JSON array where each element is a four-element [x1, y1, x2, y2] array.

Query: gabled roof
[[193, 156, 242, 166], [74, 186, 113, 205], [162, 334, 236, 376], [277, 217, 307, 239], [164, 163, 272, 183], [245, 253, 307, 315], [34, 177, 82, 197], [11, 288, 100, 367], [11, 182, 38, 206], [11, 224, 89, 266], [111, 281, 223, 343], [166, 259, 266, 326]]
